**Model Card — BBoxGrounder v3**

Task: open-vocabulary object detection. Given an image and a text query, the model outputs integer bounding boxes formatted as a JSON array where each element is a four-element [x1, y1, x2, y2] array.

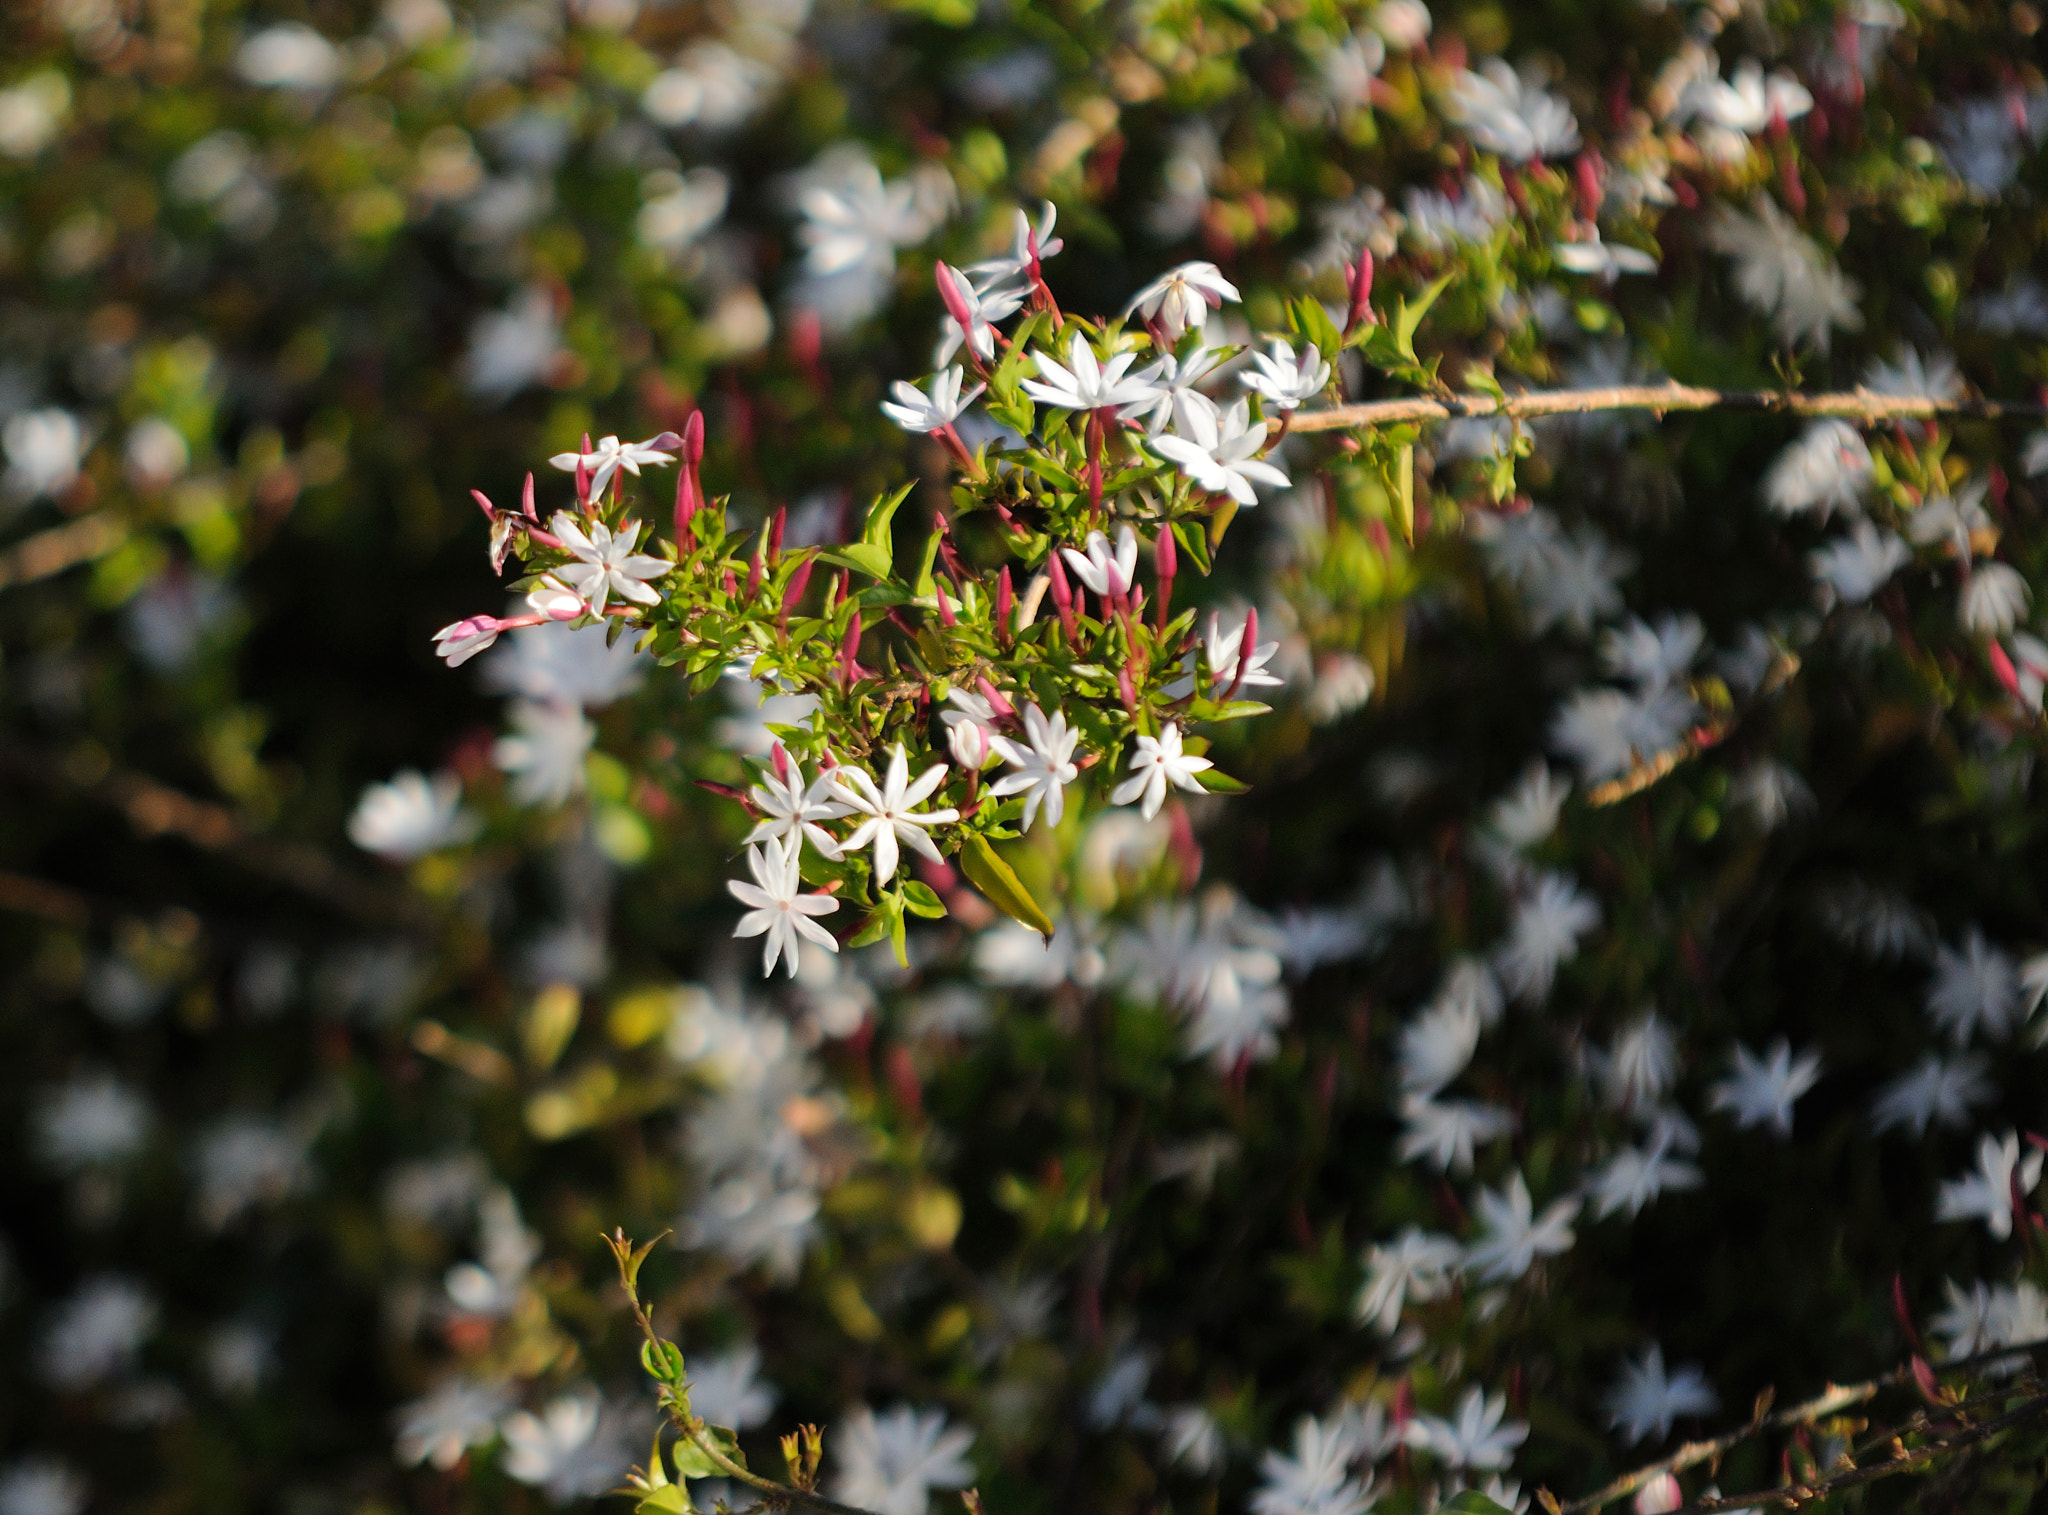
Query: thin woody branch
[[1559, 1337, 2048, 1515], [1288, 385, 2048, 434]]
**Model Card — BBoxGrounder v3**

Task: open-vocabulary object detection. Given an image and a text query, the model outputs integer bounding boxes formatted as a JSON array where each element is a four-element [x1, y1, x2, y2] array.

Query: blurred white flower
[[643, 44, 776, 131], [1870, 1052, 1992, 1137], [829, 1405, 975, 1515], [1603, 1346, 1719, 1444], [3, 408, 83, 499], [487, 619, 649, 709], [1405, 1386, 1527, 1470], [394, 1378, 510, 1470], [39, 1276, 157, 1392], [1486, 763, 1570, 850], [688, 1346, 778, 1431], [348, 770, 478, 861], [501, 1388, 635, 1503], [1931, 1278, 2048, 1367], [1465, 1173, 1579, 1281], [1763, 421, 1871, 518], [637, 167, 731, 256], [463, 288, 564, 401], [1398, 1094, 1514, 1174], [1810, 522, 1910, 605], [235, 23, 342, 90], [1959, 562, 2031, 636], [1356, 1228, 1462, 1334], [1935, 1131, 2043, 1241], [1926, 929, 2022, 1044], [1493, 871, 1599, 1002], [1445, 60, 1580, 161], [123, 417, 189, 489], [0, 1460, 87, 1515], [192, 1116, 312, 1229], [0, 72, 70, 158], [1709, 1040, 1821, 1137], [495, 701, 594, 807], [33, 1073, 149, 1173], [204, 1322, 275, 1397], [1253, 1412, 1376, 1515], [1705, 198, 1862, 350], [1397, 995, 1481, 1095], [1161, 1405, 1225, 1476], [1586, 1134, 1701, 1218]]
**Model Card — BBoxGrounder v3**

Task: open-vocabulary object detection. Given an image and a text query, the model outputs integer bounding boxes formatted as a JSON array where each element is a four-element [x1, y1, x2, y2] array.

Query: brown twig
[[0, 513, 124, 590], [1288, 385, 2048, 435], [1560, 1337, 2048, 1515]]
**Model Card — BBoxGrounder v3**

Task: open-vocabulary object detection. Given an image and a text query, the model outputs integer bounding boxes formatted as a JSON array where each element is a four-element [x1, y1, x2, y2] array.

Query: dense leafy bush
[[5, 3, 2048, 1515]]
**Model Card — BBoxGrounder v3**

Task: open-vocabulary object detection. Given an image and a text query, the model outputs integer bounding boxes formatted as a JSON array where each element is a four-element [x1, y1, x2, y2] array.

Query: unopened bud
[[948, 719, 992, 771], [996, 565, 1014, 642]]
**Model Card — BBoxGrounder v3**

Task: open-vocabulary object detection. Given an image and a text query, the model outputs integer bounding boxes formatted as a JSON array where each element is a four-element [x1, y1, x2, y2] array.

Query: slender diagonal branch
[[1558, 1337, 2048, 1515], [1288, 385, 2048, 435]]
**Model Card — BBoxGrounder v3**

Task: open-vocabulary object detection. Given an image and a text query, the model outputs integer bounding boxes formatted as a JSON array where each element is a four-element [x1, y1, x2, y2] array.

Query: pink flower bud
[[470, 488, 496, 519], [431, 615, 502, 667], [995, 565, 1014, 642], [1633, 1474, 1681, 1515], [948, 719, 991, 771], [935, 262, 976, 335]]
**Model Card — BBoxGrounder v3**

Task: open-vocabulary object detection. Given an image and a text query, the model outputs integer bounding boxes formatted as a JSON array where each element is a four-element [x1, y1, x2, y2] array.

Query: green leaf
[[862, 481, 916, 552], [637, 1487, 692, 1515], [640, 1339, 685, 1384], [1439, 1495, 1514, 1515], [902, 881, 949, 919], [847, 911, 891, 950], [912, 522, 943, 599], [957, 833, 1055, 939], [1194, 768, 1250, 794], [668, 1425, 743, 1480], [1394, 273, 1454, 360], [819, 544, 894, 580], [1289, 294, 1344, 364]]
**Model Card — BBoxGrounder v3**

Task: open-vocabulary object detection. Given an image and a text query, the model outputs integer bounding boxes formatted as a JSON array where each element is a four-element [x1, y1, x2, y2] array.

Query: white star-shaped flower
[[744, 749, 853, 859], [1124, 261, 1241, 341], [1936, 1130, 2045, 1241], [828, 744, 961, 883], [728, 835, 841, 979], [1120, 342, 1229, 433], [1059, 526, 1139, 599], [988, 702, 1081, 832], [964, 202, 1062, 300], [1152, 397, 1290, 506], [546, 434, 675, 498], [1240, 337, 1332, 411], [881, 366, 985, 434], [1708, 1039, 1822, 1137], [546, 513, 671, 613], [935, 262, 1024, 366], [1019, 330, 1157, 412], [1463, 1171, 1579, 1281], [1111, 722, 1214, 819], [1405, 1386, 1528, 1471]]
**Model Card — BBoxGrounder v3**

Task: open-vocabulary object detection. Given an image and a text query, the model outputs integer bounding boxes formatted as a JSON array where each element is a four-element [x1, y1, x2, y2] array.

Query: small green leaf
[[847, 911, 891, 949], [958, 833, 1055, 939], [1439, 1494, 1513, 1515], [902, 881, 949, 919], [640, 1339, 686, 1384], [863, 481, 916, 552], [637, 1486, 692, 1515], [1395, 272, 1454, 359], [1194, 768, 1250, 794], [1289, 294, 1344, 364], [912, 523, 944, 599], [820, 544, 894, 581]]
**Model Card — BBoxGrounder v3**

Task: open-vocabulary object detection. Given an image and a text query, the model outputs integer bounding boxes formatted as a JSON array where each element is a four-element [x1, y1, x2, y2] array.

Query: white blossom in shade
[[1709, 1040, 1822, 1137], [974, 918, 1107, 990], [1554, 233, 1658, 281], [0, 71, 69, 158], [32, 1073, 149, 1172], [1020, 330, 1157, 413], [485, 620, 649, 709], [1465, 1172, 1580, 1282], [235, 23, 341, 89], [988, 703, 1081, 832], [1870, 1053, 1993, 1137], [1810, 522, 1911, 605], [1960, 562, 2031, 636], [1241, 337, 1332, 411], [1315, 31, 1386, 113], [1599, 1014, 1678, 1110], [544, 513, 671, 613], [1111, 723, 1214, 820], [687, 1346, 777, 1431], [1252, 1413, 1376, 1515], [1402, 179, 1510, 252], [1602, 614, 1704, 694], [1815, 880, 1934, 961], [2008, 635, 2048, 713], [1493, 871, 1600, 1002], [641, 43, 774, 130], [1371, 0, 1432, 48], [636, 168, 730, 259], [881, 367, 985, 434], [347, 770, 478, 861], [1085, 1351, 1154, 1430], [1397, 1094, 1514, 1174], [2025, 432, 2048, 479], [2022, 952, 2048, 1024], [2, 408, 83, 498], [1729, 758, 1815, 832], [1355, 1228, 1464, 1334], [501, 1389, 635, 1503], [1931, 1279, 2048, 1368], [1934, 95, 2044, 197], [1684, 60, 1813, 133], [1405, 1387, 1528, 1471], [934, 265, 1024, 366], [1170, 608, 1286, 698], [1864, 346, 1964, 401], [829, 1405, 975, 1515], [204, 1321, 274, 1396], [1704, 198, 1862, 350], [495, 700, 595, 806], [1763, 420, 1873, 519], [1586, 1134, 1702, 1219], [829, 745, 960, 884], [1603, 1346, 1720, 1444], [1120, 341, 1229, 433], [790, 147, 951, 326], [1926, 929, 2022, 1045], [730, 835, 841, 980], [1486, 762, 1570, 850], [1398, 996, 1481, 1095], [0, 1459, 87, 1515], [1060, 525, 1141, 598], [462, 287, 564, 401], [1936, 1131, 2044, 1241], [1124, 261, 1242, 341], [1184, 965, 1290, 1069], [1445, 60, 1580, 161], [745, 752, 852, 860], [1471, 507, 1634, 638], [123, 416, 189, 490], [39, 1276, 157, 1392], [680, 1171, 822, 1283], [1151, 396, 1291, 507], [192, 1116, 311, 1229], [1161, 1405, 1225, 1476], [1970, 278, 2048, 337], [1271, 905, 1374, 977], [394, 1378, 511, 1470]]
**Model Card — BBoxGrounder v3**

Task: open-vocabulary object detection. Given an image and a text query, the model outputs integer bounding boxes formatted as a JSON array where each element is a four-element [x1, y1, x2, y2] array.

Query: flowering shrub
[[9, 4, 2048, 1515]]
